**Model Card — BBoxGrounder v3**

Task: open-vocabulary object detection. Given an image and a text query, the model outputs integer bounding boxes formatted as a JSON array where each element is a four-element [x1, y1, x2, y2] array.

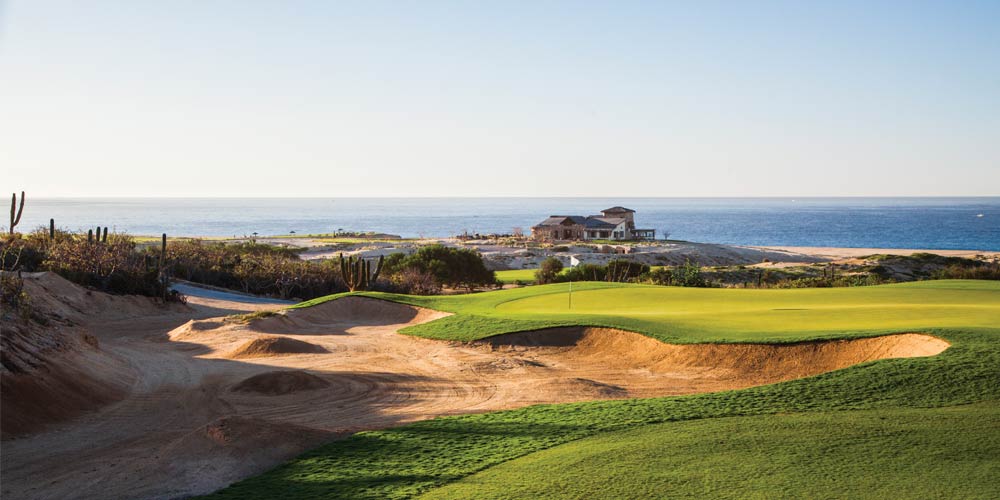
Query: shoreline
[[140, 235, 999, 267], [147, 234, 996, 255], [757, 246, 999, 260]]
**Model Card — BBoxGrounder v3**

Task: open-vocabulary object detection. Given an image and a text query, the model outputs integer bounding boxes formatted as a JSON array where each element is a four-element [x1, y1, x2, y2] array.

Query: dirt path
[[1, 295, 947, 500]]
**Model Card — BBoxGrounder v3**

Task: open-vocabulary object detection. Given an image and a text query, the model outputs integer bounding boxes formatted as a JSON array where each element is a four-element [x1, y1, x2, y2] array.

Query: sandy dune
[[757, 245, 999, 260], [1, 278, 949, 499]]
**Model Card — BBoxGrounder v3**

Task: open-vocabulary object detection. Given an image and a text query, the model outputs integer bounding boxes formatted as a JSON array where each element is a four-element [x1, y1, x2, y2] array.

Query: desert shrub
[[605, 259, 650, 282], [932, 263, 1000, 280], [561, 263, 606, 282], [382, 245, 496, 291], [0, 230, 347, 300], [535, 257, 564, 284], [1, 231, 174, 299], [673, 259, 708, 287], [0, 229, 67, 272], [41, 233, 165, 296], [392, 268, 442, 295], [554, 260, 649, 284], [768, 274, 893, 288], [551, 246, 569, 252], [0, 271, 32, 321], [645, 267, 674, 285], [160, 240, 344, 299]]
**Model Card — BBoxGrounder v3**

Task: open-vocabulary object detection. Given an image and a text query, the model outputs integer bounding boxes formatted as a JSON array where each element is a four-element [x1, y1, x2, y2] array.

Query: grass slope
[[423, 404, 1000, 500], [208, 281, 1000, 499]]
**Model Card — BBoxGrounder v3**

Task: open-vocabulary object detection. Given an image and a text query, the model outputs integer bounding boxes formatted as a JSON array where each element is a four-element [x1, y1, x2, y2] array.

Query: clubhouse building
[[530, 206, 656, 242]]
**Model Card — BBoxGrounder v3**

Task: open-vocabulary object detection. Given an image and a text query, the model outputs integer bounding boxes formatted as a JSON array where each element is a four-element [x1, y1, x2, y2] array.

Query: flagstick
[[567, 255, 579, 310]]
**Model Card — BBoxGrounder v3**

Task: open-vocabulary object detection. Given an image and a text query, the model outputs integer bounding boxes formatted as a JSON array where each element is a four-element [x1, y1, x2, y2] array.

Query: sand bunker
[[476, 327, 949, 385], [227, 336, 328, 358], [12, 271, 188, 324], [0, 273, 159, 438], [247, 296, 450, 334], [1, 337, 131, 438], [232, 370, 332, 395]]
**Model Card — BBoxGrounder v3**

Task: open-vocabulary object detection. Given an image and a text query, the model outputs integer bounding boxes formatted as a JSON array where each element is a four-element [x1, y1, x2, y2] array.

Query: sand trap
[[227, 336, 328, 358], [232, 370, 332, 395], [11, 271, 189, 324], [0, 273, 161, 438], [476, 327, 949, 384], [247, 296, 450, 334], [0, 340, 131, 437]]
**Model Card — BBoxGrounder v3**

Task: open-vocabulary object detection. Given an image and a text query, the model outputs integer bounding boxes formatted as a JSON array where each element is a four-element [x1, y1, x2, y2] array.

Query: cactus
[[102, 227, 109, 243], [88, 229, 94, 243], [339, 253, 384, 291], [49, 219, 55, 239], [9, 191, 25, 234], [158, 233, 169, 300], [159, 233, 167, 268]]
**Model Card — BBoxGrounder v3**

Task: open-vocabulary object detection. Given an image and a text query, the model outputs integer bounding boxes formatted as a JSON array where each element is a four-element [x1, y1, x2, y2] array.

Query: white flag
[[569, 256, 580, 268]]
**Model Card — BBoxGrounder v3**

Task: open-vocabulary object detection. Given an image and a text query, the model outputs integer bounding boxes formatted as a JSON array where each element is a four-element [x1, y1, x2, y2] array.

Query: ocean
[[12, 197, 1000, 251]]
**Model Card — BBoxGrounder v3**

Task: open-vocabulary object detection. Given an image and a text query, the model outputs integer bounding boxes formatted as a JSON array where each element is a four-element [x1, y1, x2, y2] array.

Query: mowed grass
[[422, 403, 1000, 500], [296, 279, 1000, 343], [208, 280, 1000, 499], [494, 268, 538, 283]]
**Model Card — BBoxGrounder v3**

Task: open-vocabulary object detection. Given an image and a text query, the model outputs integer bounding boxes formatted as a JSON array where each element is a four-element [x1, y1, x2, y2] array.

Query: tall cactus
[[159, 233, 167, 268], [9, 191, 25, 234], [339, 253, 384, 291], [158, 233, 169, 300], [49, 218, 55, 239], [102, 227, 109, 243]]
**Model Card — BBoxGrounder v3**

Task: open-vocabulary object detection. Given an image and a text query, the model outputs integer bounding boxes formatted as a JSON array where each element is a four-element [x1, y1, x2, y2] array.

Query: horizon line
[[17, 195, 1000, 200]]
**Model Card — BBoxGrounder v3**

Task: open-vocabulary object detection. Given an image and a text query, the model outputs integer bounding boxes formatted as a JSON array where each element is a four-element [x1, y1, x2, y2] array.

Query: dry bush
[[392, 268, 442, 295]]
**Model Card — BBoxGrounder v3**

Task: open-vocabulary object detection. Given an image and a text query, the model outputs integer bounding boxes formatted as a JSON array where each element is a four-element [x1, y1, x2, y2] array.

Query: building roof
[[584, 217, 625, 228], [601, 206, 635, 213], [532, 215, 625, 229], [533, 215, 587, 227]]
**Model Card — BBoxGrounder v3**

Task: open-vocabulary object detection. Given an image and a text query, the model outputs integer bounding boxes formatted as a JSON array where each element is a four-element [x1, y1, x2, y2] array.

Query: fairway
[[495, 268, 538, 283], [209, 280, 1000, 499], [293, 279, 1000, 343], [422, 404, 1000, 500]]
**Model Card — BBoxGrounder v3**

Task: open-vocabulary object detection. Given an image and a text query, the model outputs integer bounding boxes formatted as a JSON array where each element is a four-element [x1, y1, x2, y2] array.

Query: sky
[[1, 0, 998, 197]]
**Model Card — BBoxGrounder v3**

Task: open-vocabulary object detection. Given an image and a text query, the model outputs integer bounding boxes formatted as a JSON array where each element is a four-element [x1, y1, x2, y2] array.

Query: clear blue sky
[[1, 1, 998, 197]]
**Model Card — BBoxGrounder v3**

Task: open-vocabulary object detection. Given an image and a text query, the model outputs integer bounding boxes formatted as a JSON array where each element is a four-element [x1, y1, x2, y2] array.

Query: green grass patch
[[423, 403, 1000, 500], [494, 268, 539, 284]]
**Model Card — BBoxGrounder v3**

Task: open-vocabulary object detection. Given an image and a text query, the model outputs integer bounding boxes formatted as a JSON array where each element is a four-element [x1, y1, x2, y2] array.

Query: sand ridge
[[2, 287, 949, 500], [231, 370, 332, 395], [227, 336, 329, 359], [475, 327, 949, 389]]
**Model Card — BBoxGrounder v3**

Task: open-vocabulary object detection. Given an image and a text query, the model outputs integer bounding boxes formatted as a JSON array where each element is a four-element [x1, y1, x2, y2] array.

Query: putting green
[[490, 281, 1000, 338]]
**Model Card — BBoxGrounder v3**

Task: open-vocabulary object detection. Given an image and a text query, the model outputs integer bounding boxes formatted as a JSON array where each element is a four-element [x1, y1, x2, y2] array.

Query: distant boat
[[977, 213, 985, 217]]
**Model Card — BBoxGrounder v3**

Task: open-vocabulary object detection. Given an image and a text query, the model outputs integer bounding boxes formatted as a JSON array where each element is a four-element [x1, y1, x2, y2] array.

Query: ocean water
[[11, 197, 1000, 251]]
